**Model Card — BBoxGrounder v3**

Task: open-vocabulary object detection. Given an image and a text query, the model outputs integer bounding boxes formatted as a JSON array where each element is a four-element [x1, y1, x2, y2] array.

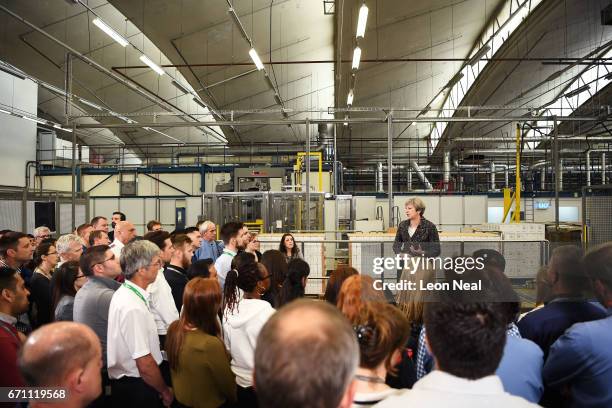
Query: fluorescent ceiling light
[[92, 18, 129, 47], [139, 55, 165, 76], [249, 48, 264, 70], [352, 46, 362, 70], [0, 108, 10, 115], [79, 98, 102, 110], [347, 90, 354, 106], [171, 80, 190, 94], [356, 4, 369, 38], [564, 84, 590, 98], [467, 45, 491, 66], [53, 125, 72, 133], [21, 115, 47, 125]]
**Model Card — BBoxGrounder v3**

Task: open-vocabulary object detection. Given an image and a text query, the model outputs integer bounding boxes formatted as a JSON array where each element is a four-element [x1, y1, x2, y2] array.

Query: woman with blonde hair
[[393, 197, 440, 257], [166, 278, 236, 408]]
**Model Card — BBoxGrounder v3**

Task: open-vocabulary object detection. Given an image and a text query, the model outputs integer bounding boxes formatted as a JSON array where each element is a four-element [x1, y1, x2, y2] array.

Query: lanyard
[[123, 282, 148, 308], [222, 250, 236, 257]]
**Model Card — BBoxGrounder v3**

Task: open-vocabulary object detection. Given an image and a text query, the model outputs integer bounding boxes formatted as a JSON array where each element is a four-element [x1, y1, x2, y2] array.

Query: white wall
[[0, 71, 37, 187]]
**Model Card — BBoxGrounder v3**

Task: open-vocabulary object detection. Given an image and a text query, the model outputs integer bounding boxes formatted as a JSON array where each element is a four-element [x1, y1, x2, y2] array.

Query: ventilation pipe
[[586, 151, 591, 186], [407, 168, 413, 191], [376, 162, 384, 193], [443, 150, 451, 190], [490, 161, 496, 190], [559, 159, 563, 191], [603, 153, 607, 184], [410, 161, 433, 191], [540, 167, 546, 191]]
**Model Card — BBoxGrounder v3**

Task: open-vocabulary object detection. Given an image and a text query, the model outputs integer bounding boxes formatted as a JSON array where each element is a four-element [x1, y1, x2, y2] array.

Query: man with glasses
[[195, 220, 224, 262], [32, 226, 52, 247], [107, 240, 173, 407], [56, 234, 84, 268], [74, 245, 122, 407]]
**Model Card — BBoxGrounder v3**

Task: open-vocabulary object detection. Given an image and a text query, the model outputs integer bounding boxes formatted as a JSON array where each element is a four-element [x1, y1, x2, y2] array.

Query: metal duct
[[587, 151, 591, 186], [407, 169, 413, 191], [376, 162, 384, 193], [540, 167, 546, 190], [410, 161, 433, 191], [559, 159, 563, 191], [490, 162, 496, 190], [603, 153, 607, 184], [443, 151, 451, 190]]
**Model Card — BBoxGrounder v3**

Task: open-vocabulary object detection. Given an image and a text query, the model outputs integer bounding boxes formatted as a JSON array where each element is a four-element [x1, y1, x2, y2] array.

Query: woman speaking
[[393, 197, 440, 257]]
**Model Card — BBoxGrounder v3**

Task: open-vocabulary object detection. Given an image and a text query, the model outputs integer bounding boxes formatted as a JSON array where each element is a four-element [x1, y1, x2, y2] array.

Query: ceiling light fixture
[[171, 80, 190, 94], [249, 48, 264, 70], [467, 45, 491, 66], [92, 18, 129, 47], [564, 84, 590, 98], [356, 3, 369, 38], [139, 55, 165, 76], [193, 98, 208, 110], [352, 46, 362, 70], [347, 90, 354, 106], [79, 98, 102, 110]]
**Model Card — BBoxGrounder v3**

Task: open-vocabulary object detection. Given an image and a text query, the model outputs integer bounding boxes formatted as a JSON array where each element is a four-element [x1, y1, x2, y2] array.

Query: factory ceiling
[[0, 0, 611, 167]]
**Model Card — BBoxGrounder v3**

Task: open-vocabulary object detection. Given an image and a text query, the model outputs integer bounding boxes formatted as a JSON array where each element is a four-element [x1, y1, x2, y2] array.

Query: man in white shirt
[[214, 221, 249, 289], [106, 240, 173, 407], [375, 293, 539, 408], [143, 230, 179, 345], [109, 221, 136, 258]]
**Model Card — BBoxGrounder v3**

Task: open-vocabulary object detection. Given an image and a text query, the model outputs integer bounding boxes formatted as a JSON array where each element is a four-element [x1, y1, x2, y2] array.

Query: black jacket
[[164, 264, 189, 312], [393, 217, 440, 257]]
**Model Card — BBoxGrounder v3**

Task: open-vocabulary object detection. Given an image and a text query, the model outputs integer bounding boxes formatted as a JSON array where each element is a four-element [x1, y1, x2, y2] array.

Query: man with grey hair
[[195, 220, 223, 262], [32, 226, 51, 247], [19, 321, 102, 408], [107, 240, 173, 407], [254, 299, 358, 408], [56, 234, 84, 268]]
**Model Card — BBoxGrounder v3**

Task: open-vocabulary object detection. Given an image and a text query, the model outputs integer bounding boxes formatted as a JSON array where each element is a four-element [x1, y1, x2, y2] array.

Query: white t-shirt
[[147, 269, 179, 335], [107, 280, 163, 379], [214, 249, 236, 290]]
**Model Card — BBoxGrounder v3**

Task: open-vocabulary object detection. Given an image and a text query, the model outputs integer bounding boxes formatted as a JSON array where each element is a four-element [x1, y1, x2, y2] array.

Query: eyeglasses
[[46, 251, 58, 256], [95, 255, 115, 266], [148, 259, 163, 268]]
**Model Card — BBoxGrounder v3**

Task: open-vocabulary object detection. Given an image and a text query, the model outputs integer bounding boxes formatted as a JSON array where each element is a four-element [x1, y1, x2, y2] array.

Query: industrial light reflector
[[347, 90, 354, 105], [79, 98, 102, 110], [352, 47, 362, 70], [139, 55, 165, 76], [249, 48, 264, 70], [356, 4, 369, 38], [92, 18, 128, 47]]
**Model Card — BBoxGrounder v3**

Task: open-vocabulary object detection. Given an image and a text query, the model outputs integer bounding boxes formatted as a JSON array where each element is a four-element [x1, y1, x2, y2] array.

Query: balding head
[[19, 322, 102, 406], [255, 299, 358, 408], [115, 221, 136, 244]]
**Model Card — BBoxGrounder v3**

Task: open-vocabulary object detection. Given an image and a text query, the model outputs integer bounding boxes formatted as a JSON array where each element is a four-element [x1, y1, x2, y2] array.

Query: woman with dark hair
[[166, 278, 236, 408], [52, 260, 86, 321], [278, 233, 303, 263], [28, 241, 59, 327], [187, 258, 217, 280], [260, 250, 288, 308], [278, 258, 310, 307], [349, 302, 409, 407], [222, 259, 274, 407], [324, 265, 359, 305]]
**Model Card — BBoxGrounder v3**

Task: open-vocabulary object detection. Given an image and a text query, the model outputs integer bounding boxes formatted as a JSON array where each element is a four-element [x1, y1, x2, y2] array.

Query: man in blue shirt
[[194, 221, 223, 262], [518, 245, 606, 358], [544, 242, 612, 408]]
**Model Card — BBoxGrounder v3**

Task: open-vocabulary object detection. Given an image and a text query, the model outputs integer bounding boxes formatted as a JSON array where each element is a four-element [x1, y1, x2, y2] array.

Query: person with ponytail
[[348, 301, 409, 407], [278, 258, 310, 307], [222, 258, 274, 408], [165, 277, 236, 408]]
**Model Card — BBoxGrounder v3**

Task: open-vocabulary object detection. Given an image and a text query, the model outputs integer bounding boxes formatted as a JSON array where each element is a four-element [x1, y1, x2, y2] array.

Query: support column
[[586, 151, 591, 187], [387, 114, 393, 227], [602, 153, 607, 184], [554, 119, 560, 230], [306, 118, 311, 230]]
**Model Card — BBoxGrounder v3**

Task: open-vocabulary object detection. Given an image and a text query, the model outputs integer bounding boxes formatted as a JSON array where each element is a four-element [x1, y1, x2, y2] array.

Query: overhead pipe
[[442, 150, 451, 190], [410, 161, 433, 191], [603, 153, 607, 184], [490, 161, 496, 190], [376, 162, 384, 193], [586, 151, 591, 186]]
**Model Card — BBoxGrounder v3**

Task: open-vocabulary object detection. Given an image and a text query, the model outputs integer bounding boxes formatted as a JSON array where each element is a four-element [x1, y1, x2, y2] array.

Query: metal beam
[[387, 114, 393, 227], [554, 119, 560, 230], [141, 173, 191, 196], [73, 115, 605, 129]]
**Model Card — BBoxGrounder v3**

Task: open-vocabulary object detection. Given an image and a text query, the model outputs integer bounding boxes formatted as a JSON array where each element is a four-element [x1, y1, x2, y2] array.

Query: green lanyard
[[123, 282, 148, 308]]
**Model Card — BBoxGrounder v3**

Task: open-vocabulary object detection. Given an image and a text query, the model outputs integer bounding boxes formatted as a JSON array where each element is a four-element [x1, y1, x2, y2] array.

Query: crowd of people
[[0, 211, 611, 408]]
